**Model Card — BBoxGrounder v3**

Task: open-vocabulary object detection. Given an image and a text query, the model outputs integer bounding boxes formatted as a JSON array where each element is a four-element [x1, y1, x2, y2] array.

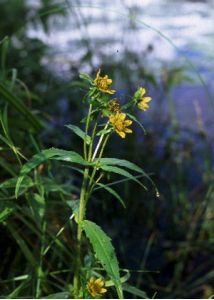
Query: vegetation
[[0, 1, 214, 299]]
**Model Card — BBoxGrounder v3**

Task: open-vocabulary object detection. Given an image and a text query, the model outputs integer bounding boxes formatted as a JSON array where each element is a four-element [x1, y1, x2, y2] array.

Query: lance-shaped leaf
[[95, 183, 126, 208], [15, 148, 90, 198], [100, 158, 145, 175], [122, 283, 149, 299], [81, 220, 123, 299], [99, 165, 147, 190], [0, 82, 41, 130], [0, 201, 16, 223], [99, 158, 156, 189], [65, 124, 91, 144]]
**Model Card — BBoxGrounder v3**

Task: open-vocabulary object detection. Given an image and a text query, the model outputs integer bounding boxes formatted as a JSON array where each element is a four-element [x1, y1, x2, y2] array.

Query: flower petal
[[117, 130, 126, 138], [142, 96, 152, 103], [95, 278, 103, 285], [90, 277, 94, 283], [124, 119, 132, 126], [119, 113, 126, 121], [140, 87, 146, 97], [125, 128, 133, 133], [106, 89, 115, 94], [100, 288, 107, 294]]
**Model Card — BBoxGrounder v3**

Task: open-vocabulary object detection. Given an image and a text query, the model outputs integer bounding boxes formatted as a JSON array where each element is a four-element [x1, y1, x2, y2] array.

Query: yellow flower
[[108, 98, 120, 114], [86, 277, 107, 298], [109, 111, 132, 138], [93, 69, 115, 94], [137, 87, 152, 111]]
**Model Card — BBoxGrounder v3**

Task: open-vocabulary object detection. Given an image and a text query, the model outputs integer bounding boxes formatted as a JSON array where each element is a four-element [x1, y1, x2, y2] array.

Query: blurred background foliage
[[0, 0, 214, 298]]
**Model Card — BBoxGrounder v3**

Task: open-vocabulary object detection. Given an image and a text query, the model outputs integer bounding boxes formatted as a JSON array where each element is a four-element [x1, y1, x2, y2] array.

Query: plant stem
[[91, 122, 109, 161], [73, 110, 110, 297], [83, 104, 92, 160], [73, 168, 89, 297], [88, 122, 97, 162], [86, 134, 110, 200], [73, 104, 93, 297]]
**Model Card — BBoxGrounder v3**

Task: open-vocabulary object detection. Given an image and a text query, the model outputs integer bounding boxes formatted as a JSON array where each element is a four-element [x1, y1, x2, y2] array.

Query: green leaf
[[122, 283, 149, 299], [105, 269, 130, 287], [28, 193, 45, 227], [81, 220, 123, 299], [7, 280, 29, 298], [126, 113, 146, 134], [15, 148, 90, 198], [0, 82, 42, 130], [96, 128, 112, 136], [79, 72, 92, 83], [0, 157, 16, 176], [65, 124, 91, 144], [0, 201, 16, 222], [100, 158, 144, 174], [0, 176, 33, 189], [45, 292, 70, 299], [99, 158, 157, 192], [95, 183, 126, 208], [100, 165, 147, 190], [8, 223, 38, 269], [66, 200, 80, 222]]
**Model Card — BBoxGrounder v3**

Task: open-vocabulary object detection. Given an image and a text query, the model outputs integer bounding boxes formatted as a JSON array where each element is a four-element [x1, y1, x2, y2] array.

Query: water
[[28, 0, 214, 142]]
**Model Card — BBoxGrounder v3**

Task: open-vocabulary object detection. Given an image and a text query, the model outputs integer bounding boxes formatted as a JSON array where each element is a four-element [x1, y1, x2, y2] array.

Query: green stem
[[73, 104, 93, 297], [91, 122, 109, 161], [86, 134, 110, 200], [83, 104, 92, 160], [73, 108, 110, 297], [88, 122, 97, 162], [73, 166, 89, 298], [36, 221, 46, 298]]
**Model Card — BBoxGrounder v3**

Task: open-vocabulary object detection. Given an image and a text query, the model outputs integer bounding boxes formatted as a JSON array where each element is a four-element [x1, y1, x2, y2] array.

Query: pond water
[[28, 0, 214, 146]]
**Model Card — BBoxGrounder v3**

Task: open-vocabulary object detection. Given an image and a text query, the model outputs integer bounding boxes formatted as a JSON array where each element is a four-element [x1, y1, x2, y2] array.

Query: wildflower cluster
[[83, 69, 152, 139]]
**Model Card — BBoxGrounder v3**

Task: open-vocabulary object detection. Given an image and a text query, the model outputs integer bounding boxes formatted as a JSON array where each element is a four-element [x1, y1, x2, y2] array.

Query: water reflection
[[28, 0, 214, 141]]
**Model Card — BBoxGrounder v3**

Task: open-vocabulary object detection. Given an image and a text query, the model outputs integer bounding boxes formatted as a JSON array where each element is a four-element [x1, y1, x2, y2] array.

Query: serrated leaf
[[95, 183, 126, 208], [81, 220, 123, 299], [100, 165, 147, 190], [65, 124, 91, 144], [15, 148, 90, 198]]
